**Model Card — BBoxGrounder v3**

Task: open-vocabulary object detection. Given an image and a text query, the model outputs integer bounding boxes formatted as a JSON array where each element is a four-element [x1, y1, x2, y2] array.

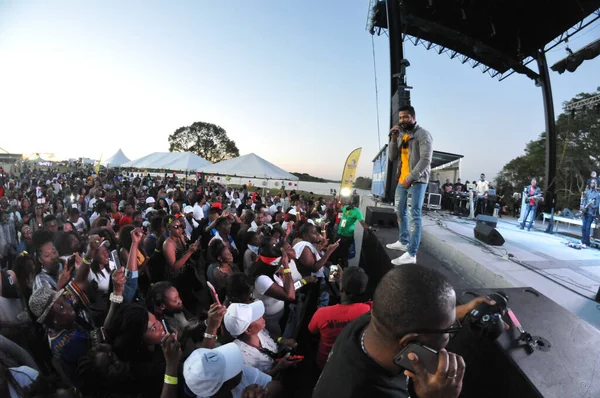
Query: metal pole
[[536, 50, 557, 234]]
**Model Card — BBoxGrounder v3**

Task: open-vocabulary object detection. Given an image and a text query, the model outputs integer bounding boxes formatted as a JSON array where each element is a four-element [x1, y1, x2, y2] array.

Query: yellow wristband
[[277, 337, 282, 343], [82, 257, 91, 265], [283, 269, 292, 274], [164, 374, 178, 385], [300, 279, 307, 285]]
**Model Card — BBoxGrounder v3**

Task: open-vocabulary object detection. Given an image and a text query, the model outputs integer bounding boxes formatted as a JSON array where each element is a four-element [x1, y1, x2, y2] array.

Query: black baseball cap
[[342, 267, 368, 296]]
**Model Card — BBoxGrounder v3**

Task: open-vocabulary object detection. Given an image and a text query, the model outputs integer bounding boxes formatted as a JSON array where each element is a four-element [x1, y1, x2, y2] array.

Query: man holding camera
[[386, 105, 433, 265], [313, 265, 495, 398]]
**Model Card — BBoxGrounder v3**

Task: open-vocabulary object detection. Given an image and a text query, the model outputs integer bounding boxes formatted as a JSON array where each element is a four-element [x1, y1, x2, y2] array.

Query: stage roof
[[371, 0, 600, 79]]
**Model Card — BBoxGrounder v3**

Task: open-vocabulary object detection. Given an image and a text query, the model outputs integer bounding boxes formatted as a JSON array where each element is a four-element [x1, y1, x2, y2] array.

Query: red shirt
[[119, 215, 133, 227], [308, 302, 372, 369], [529, 186, 535, 205]]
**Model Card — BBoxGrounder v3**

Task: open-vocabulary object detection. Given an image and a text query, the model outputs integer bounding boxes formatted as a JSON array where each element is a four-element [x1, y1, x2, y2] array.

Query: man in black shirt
[[313, 265, 494, 398]]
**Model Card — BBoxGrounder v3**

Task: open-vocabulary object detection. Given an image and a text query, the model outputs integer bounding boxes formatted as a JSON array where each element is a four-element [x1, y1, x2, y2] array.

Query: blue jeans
[[521, 203, 537, 229], [395, 183, 428, 256], [582, 214, 595, 245]]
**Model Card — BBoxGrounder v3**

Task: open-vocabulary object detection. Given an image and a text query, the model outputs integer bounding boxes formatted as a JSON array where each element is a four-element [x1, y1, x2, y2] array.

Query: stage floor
[[418, 211, 600, 329]]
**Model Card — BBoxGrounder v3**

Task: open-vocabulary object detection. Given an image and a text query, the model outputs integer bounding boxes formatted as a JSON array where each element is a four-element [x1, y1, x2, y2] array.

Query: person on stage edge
[[385, 105, 433, 265], [331, 197, 372, 268], [581, 178, 600, 248], [520, 178, 541, 231]]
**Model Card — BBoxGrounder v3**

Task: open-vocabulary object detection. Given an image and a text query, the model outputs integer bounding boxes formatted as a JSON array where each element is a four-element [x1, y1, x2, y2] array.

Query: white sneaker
[[386, 241, 408, 251], [391, 252, 417, 266]]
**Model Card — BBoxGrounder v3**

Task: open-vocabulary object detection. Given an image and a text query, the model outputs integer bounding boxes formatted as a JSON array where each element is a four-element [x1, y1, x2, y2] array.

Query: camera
[[464, 291, 508, 341]]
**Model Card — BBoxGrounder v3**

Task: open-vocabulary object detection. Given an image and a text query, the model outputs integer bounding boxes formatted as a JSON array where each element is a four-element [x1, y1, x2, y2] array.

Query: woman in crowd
[[224, 300, 300, 376], [32, 231, 71, 292], [143, 214, 164, 255], [293, 223, 338, 277], [207, 239, 236, 297], [29, 205, 45, 233], [76, 187, 88, 215], [87, 241, 116, 323], [243, 231, 260, 275], [249, 243, 295, 337]]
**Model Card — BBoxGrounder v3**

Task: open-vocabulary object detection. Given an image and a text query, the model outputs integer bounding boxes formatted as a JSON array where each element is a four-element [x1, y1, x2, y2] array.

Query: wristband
[[300, 279, 307, 285], [204, 332, 217, 340], [283, 269, 292, 274], [82, 257, 91, 265], [109, 293, 123, 304], [164, 375, 178, 385], [277, 337, 282, 344]]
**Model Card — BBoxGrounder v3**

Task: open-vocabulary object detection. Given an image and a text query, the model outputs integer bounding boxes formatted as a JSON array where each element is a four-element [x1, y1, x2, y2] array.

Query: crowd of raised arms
[[0, 164, 490, 398]]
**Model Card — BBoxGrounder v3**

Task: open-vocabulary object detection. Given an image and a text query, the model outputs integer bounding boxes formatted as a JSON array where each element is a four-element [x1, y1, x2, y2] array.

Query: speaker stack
[[474, 215, 505, 246], [365, 206, 397, 228]]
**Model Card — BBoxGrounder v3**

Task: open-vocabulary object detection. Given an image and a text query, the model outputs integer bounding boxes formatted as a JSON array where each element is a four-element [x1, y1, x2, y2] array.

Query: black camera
[[464, 291, 508, 341]]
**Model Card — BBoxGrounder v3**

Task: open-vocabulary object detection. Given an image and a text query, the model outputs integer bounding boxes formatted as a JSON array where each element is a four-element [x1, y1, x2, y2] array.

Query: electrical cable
[[370, 34, 382, 151]]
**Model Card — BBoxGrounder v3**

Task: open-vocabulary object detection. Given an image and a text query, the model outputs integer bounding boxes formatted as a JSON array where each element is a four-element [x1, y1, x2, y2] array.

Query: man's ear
[[398, 333, 419, 350]]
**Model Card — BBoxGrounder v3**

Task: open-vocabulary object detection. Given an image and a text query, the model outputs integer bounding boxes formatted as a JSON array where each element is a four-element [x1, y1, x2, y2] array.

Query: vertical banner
[[95, 154, 103, 175], [340, 147, 362, 197]]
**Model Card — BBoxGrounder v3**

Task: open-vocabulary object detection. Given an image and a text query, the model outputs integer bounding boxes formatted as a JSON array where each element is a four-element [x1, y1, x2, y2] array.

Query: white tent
[[102, 149, 131, 168], [199, 153, 298, 180], [121, 152, 211, 171]]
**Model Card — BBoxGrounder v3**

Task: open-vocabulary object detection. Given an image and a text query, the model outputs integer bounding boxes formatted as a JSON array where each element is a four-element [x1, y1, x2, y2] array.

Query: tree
[[496, 88, 600, 210], [354, 176, 373, 190], [168, 122, 240, 163]]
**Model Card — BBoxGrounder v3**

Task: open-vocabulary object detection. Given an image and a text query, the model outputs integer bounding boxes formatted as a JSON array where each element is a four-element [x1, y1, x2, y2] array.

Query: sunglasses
[[400, 319, 462, 340]]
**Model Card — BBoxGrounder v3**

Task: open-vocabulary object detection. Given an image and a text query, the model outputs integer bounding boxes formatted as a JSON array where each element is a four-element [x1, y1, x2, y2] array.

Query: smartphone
[[161, 319, 171, 335], [206, 281, 221, 306], [294, 281, 303, 290], [329, 265, 339, 282], [394, 342, 439, 375]]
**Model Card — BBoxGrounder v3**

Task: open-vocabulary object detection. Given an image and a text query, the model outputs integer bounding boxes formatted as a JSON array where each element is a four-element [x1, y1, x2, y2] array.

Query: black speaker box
[[448, 288, 600, 398], [474, 223, 505, 246], [476, 214, 498, 228], [365, 206, 396, 228]]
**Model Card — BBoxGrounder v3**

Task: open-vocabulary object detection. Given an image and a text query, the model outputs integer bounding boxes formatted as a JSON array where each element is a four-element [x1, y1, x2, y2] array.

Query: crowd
[[0, 157, 493, 398]]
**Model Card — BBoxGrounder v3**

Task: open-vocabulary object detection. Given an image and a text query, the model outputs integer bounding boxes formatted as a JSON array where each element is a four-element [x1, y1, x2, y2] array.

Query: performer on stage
[[475, 174, 490, 216], [520, 178, 542, 231], [385, 105, 433, 265], [581, 178, 600, 248]]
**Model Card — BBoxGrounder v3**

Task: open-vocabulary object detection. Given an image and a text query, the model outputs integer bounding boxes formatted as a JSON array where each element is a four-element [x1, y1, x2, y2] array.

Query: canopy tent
[[102, 149, 130, 168], [121, 152, 211, 171], [199, 153, 298, 180]]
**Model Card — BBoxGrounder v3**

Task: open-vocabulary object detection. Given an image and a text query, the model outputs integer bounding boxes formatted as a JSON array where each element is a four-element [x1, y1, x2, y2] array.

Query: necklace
[[360, 329, 371, 357]]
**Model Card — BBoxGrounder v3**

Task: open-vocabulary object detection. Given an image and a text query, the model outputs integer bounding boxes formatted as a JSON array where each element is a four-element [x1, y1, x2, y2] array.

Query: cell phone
[[394, 342, 439, 375], [288, 355, 304, 361], [329, 265, 339, 282], [294, 281, 303, 290], [161, 319, 171, 335], [206, 281, 221, 306]]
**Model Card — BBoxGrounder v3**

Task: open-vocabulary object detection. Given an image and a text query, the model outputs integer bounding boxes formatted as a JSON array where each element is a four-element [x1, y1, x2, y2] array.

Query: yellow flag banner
[[339, 147, 362, 197], [95, 154, 102, 174]]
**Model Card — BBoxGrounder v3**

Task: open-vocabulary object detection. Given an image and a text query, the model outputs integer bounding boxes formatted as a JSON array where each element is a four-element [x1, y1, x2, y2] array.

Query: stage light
[[340, 187, 352, 197]]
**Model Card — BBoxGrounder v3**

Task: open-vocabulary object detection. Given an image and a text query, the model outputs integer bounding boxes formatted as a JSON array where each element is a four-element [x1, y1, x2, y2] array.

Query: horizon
[[1, 1, 599, 182]]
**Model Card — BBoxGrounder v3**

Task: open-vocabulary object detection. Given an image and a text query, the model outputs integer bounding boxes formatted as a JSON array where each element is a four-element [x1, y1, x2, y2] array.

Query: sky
[[0, 1, 599, 182]]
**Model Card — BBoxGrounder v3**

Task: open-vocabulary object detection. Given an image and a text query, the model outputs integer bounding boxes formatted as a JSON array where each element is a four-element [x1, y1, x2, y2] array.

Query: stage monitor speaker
[[476, 214, 498, 228], [448, 288, 600, 398], [427, 193, 442, 210], [365, 206, 397, 228], [474, 223, 505, 246]]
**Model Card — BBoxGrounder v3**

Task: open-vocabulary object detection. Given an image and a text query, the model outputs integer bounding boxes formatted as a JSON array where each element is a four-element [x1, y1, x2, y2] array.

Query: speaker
[[365, 206, 396, 228], [476, 214, 498, 228], [474, 223, 505, 246], [426, 193, 442, 210]]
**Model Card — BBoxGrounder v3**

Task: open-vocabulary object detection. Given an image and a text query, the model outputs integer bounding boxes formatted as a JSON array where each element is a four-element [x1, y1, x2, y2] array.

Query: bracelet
[[277, 337, 282, 343], [109, 293, 123, 304], [204, 319, 209, 327], [82, 257, 91, 265], [300, 279, 307, 285], [164, 375, 178, 385], [204, 332, 217, 340], [283, 269, 292, 274]]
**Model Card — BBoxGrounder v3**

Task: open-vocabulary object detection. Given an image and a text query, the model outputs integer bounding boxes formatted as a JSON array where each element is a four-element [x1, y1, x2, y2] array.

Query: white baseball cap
[[145, 196, 156, 204], [288, 208, 297, 216], [183, 343, 244, 397], [223, 301, 265, 337], [183, 206, 194, 214]]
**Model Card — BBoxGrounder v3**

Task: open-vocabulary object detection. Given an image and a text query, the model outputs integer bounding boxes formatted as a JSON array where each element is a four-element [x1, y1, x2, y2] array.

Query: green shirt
[[337, 205, 364, 237]]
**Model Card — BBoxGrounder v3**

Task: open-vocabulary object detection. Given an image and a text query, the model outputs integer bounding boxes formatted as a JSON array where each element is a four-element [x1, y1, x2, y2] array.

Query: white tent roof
[[121, 152, 211, 171], [199, 153, 298, 180], [102, 149, 130, 167]]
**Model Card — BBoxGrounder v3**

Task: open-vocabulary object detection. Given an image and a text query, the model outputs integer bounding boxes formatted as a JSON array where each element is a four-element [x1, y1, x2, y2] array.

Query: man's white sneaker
[[391, 252, 417, 266], [386, 241, 408, 251]]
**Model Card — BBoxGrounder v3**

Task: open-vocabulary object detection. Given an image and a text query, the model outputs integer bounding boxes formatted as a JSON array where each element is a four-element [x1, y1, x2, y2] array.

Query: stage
[[356, 198, 600, 330]]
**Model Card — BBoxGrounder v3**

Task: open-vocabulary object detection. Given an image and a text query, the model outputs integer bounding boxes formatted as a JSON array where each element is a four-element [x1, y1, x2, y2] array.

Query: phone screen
[[161, 319, 171, 335]]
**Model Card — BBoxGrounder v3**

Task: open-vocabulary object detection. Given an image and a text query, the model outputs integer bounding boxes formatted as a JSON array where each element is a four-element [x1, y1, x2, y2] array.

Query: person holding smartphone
[[314, 265, 497, 398]]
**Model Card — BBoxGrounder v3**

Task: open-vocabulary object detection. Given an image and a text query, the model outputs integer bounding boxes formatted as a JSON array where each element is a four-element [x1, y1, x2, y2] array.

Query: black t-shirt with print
[[313, 313, 410, 398]]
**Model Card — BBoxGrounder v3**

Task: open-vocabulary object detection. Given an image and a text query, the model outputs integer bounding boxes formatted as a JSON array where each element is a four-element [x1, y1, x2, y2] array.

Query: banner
[[340, 147, 362, 197], [95, 154, 102, 174]]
